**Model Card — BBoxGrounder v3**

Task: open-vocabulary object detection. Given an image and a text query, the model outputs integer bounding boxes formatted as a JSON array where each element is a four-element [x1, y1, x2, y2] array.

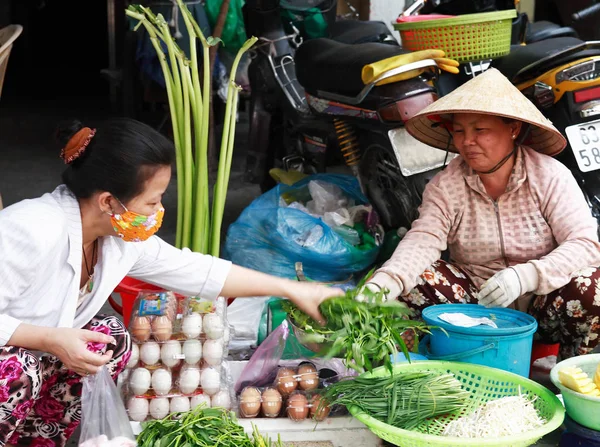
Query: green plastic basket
[[394, 10, 517, 63], [349, 361, 565, 447]]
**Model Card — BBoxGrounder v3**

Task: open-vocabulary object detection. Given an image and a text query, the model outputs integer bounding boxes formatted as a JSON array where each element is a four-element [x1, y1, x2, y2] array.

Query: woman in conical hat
[[360, 68, 600, 359]]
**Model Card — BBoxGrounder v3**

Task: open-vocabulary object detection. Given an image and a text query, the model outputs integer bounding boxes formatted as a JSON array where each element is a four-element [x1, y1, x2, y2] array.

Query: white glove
[[477, 264, 539, 308], [478, 268, 521, 308], [356, 272, 403, 302]]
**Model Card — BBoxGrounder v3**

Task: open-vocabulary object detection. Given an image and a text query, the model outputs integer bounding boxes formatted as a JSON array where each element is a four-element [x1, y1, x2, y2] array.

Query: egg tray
[[238, 386, 338, 422], [129, 294, 228, 344], [125, 388, 236, 422], [127, 336, 228, 372], [123, 361, 229, 400], [237, 362, 347, 422]]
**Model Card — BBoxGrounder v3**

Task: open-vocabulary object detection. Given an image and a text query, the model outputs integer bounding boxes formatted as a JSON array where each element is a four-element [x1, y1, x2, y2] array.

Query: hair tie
[[60, 127, 96, 164]]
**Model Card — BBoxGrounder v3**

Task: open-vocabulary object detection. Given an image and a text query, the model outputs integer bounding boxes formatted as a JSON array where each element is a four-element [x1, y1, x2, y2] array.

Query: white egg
[[200, 367, 221, 396], [203, 313, 224, 339], [182, 339, 202, 365], [182, 313, 202, 339], [140, 341, 161, 366], [179, 367, 200, 394], [190, 394, 211, 409], [211, 390, 232, 410], [127, 397, 149, 422], [126, 343, 140, 369], [151, 368, 172, 396], [149, 397, 170, 420], [203, 339, 223, 367], [119, 368, 130, 386], [160, 340, 182, 368], [130, 367, 151, 396], [170, 396, 190, 413]]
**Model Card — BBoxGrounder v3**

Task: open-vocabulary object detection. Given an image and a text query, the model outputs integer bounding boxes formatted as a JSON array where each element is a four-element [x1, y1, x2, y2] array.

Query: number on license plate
[[566, 120, 600, 173]]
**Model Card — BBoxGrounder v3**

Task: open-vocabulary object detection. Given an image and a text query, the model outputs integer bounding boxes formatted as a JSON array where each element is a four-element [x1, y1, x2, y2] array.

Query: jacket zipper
[[493, 200, 509, 267]]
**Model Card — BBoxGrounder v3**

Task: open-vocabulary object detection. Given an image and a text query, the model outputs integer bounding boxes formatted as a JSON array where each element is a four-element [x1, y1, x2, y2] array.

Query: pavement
[[0, 97, 568, 446]]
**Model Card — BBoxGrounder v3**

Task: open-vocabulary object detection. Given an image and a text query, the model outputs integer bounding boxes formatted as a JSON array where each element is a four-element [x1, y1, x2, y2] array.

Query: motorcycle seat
[[526, 21, 578, 43], [329, 20, 394, 44], [491, 37, 598, 83], [296, 38, 408, 96]]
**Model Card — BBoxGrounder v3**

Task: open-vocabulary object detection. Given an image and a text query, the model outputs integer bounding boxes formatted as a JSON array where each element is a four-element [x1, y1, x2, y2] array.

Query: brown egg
[[261, 387, 282, 418], [309, 394, 331, 422], [239, 387, 262, 418], [276, 368, 297, 396], [298, 363, 319, 391], [151, 316, 173, 342], [130, 316, 151, 342], [287, 392, 309, 421]]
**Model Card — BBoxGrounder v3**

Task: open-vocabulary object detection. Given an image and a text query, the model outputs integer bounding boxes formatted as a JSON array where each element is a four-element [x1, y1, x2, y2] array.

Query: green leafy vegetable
[[319, 371, 469, 431], [283, 273, 432, 374], [136, 406, 283, 447]]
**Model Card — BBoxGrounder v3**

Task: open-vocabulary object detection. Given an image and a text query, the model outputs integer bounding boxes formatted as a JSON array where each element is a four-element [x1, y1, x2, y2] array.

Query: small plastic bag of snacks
[[79, 366, 136, 446]]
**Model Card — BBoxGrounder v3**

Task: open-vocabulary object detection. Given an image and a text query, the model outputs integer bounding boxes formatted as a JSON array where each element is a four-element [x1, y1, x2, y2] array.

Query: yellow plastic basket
[[394, 10, 517, 63], [349, 361, 565, 447]]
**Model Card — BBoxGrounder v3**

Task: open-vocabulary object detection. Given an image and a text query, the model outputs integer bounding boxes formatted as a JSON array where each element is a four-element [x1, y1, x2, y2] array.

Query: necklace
[[82, 239, 98, 292]]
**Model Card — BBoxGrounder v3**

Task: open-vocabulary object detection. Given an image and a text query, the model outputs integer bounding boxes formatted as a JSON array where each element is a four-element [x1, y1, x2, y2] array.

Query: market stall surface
[[0, 99, 565, 446]]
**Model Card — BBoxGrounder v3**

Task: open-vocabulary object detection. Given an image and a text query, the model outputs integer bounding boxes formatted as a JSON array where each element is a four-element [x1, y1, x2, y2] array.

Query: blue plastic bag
[[223, 174, 379, 281]]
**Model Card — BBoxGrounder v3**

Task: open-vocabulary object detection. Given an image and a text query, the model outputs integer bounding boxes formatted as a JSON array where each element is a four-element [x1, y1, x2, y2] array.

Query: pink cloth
[[378, 146, 600, 306]]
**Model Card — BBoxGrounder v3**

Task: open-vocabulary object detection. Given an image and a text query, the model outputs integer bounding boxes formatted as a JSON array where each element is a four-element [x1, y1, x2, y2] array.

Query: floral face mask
[[110, 199, 164, 242]]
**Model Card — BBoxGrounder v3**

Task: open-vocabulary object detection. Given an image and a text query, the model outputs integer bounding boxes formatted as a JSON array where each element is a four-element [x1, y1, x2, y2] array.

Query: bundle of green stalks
[[126, 2, 257, 255], [318, 371, 469, 431]]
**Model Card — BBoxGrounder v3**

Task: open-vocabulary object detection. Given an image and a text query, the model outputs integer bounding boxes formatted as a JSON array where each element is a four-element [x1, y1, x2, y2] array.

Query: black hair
[[59, 118, 175, 203]]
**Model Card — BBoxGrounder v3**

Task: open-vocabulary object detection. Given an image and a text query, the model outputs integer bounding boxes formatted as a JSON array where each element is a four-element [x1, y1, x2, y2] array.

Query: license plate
[[566, 119, 600, 172]]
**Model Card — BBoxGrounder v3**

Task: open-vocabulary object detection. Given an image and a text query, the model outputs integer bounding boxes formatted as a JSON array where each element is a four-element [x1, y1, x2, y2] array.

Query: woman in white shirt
[[0, 118, 341, 447]]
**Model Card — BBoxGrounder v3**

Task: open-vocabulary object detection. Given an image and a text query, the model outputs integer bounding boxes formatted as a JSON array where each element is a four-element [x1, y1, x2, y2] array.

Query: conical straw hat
[[405, 68, 567, 156]]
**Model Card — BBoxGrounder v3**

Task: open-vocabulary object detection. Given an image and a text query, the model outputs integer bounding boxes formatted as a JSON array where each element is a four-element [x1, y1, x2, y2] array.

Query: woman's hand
[[286, 282, 344, 325], [44, 328, 115, 376], [356, 272, 403, 302], [477, 268, 521, 308]]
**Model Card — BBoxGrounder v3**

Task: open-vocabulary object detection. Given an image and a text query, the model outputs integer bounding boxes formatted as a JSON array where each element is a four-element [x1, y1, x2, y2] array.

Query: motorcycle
[[243, 0, 451, 230]]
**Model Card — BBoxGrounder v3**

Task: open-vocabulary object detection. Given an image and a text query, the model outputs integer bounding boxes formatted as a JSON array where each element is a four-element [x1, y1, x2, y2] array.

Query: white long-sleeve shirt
[[0, 185, 232, 346]]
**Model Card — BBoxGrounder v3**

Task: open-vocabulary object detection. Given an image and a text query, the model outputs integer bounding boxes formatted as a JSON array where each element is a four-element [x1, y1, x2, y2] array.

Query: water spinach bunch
[[136, 406, 283, 447], [282, 277, 431, 374]]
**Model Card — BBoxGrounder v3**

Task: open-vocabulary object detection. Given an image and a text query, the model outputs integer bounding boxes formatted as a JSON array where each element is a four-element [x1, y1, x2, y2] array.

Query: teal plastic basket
[[349, 361, 565, 447]]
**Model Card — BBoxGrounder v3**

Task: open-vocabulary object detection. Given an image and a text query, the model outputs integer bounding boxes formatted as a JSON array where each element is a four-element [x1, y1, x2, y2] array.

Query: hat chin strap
[[476, 145, 517, 175]]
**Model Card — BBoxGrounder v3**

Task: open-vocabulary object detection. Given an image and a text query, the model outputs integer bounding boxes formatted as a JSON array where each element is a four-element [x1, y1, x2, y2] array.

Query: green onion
[[319, 371, 469, 431], [126, 3, 257, 255]]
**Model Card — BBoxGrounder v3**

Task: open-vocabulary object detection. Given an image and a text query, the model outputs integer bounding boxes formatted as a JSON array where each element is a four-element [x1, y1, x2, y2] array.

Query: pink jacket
[[379, 146, 600, 301]]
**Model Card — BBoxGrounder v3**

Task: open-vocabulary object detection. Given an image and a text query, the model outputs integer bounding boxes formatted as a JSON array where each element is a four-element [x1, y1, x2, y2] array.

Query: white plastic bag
[[79, 366, 137, 447]]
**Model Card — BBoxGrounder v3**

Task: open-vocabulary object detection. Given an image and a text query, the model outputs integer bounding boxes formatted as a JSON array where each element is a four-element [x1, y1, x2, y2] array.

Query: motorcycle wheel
[[358, 133, 427, 230]]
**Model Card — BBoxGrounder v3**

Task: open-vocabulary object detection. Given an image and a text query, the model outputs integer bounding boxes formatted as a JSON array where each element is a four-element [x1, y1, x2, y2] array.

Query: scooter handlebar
[[572, 3, 600, 22]]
